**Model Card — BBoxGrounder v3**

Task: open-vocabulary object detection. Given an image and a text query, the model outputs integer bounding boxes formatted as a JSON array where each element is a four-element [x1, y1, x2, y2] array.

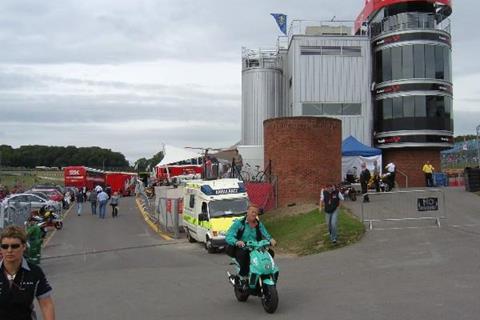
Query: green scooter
[[227, 239, 279, 313]]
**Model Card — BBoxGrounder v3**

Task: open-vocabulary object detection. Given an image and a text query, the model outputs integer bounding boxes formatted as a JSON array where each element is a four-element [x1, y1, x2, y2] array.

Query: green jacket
[[226, 217, 272, 246]]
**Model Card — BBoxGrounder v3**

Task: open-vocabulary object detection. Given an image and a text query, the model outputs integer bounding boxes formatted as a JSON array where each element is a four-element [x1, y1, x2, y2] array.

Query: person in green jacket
[[226, 204, 277, 282]]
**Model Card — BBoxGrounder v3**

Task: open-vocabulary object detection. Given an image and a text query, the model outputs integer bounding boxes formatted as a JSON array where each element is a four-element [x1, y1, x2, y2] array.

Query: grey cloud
[[453, 110, 480, 135]]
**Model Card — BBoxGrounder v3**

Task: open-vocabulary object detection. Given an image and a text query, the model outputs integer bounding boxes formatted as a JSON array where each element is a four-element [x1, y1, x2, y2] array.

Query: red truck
[[155, 165, 202, 184], [64, 166, 105, 190], [105, 172, 138, 196]]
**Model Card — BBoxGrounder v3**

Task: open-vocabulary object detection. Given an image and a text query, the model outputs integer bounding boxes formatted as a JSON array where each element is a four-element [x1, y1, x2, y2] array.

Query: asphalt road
[[39, 188, 480, 320]]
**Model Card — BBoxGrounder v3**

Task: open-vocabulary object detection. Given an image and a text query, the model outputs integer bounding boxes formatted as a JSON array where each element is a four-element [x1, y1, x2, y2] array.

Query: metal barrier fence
[[136, 181, 183, 239], [0, 201, 32, 229], [361, 189, 447, 230], [156, 197, 182, 239]]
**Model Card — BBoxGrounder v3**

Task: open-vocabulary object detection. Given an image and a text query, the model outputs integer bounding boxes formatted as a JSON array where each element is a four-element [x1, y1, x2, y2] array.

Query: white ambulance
[[182, 178, 249, 253]]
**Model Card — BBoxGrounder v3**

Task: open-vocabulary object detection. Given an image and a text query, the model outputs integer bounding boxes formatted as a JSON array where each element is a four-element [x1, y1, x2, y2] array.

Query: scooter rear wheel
[[54, 221, 63, 230], [261, 284, 278, 313]]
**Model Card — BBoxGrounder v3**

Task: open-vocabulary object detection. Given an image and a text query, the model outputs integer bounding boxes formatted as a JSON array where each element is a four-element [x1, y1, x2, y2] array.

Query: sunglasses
[[0, 243, 22, 250]]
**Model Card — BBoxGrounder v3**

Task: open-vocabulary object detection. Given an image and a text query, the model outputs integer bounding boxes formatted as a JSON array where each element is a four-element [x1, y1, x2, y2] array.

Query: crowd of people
[[74, 186, 121, 219]]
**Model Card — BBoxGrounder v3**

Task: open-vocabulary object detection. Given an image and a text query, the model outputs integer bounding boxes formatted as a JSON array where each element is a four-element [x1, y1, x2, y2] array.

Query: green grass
[[262, 208, 365, 256], [0, 171, 63, 190]]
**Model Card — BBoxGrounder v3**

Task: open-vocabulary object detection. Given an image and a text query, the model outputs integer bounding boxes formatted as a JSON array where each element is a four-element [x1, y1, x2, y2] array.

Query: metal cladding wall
[[286, 36, 373, 146], [264, 117, 342, 207], [241, 68, 283, 145]]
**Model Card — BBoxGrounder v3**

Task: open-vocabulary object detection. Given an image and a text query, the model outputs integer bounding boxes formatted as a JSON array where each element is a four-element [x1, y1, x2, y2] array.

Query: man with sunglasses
[[0, 225, 55, 320]]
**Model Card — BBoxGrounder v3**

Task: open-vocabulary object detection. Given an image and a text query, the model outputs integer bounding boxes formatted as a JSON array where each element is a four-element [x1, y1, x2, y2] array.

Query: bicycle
[[245, 163, 266, 183]]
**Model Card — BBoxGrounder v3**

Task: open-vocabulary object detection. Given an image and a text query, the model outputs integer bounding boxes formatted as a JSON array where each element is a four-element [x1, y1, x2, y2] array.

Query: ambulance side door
[[196, 201, 209, 243], [186, 193, 198, 240]]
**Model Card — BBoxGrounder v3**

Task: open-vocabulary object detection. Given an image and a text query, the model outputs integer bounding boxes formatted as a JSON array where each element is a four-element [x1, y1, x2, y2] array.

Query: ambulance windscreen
[[208, 198, 249, 218]]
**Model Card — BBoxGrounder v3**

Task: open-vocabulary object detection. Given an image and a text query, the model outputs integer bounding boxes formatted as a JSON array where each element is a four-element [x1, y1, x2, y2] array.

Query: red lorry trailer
[[155, 165, 203, 184], [105, 172, 137, 196], [64, 166, 106, 190]]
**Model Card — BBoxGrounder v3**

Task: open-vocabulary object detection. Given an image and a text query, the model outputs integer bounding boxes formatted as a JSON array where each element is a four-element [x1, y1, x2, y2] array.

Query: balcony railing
[[241, 47, 283, 70], [287, 20, 360, 40], [370, 12, 451, 38]]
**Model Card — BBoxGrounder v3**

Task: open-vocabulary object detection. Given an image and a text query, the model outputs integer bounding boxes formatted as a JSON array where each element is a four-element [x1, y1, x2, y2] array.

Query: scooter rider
[[226, 204, 277, 286]]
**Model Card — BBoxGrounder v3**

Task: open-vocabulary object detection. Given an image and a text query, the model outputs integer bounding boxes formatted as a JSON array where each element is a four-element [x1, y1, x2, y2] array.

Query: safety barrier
[[0, 201, 32, 229], [361, 189, 447, 230]]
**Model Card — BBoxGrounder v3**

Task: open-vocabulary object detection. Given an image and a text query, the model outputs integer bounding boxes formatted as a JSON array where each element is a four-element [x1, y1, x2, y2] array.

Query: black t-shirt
[[0, 259, 52, 320]]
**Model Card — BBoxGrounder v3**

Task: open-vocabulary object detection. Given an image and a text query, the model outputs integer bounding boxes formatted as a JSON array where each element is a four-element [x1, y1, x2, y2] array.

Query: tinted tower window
[[382, 48, 392, 81], [425, 45, 436, 78], [414, 45, 425, 78], [435, 46, 444, 79], [402, 45, 414, 78], [392, 46, 402, 80]]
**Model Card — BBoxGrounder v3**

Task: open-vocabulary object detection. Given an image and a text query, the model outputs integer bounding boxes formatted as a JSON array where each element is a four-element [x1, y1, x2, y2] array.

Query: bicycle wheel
[[240, 171, 250, 182]]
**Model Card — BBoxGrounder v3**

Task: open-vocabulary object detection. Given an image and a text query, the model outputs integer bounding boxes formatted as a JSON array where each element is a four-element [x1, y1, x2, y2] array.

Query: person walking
[[360, 163, 371, 203], [373, 160, 381, 192], [75, 189, 85, 216], [320, 184, 344, 244], [0, 226, 56, 320], [110, 192, 120, 218], [97, 189, 109, 219], [233, 149, 243, 178], [88, 190, 98, 215], [385, 162, 396, 190], [422, 161, 435, 187]]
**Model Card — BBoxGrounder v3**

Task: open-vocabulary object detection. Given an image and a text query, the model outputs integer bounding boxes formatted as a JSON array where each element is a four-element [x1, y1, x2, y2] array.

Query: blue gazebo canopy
[[342, 136, 382, 157]]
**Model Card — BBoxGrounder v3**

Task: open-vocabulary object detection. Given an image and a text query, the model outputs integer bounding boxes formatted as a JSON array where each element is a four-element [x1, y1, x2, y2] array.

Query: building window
[[413, 44, 425, 78], [435, 46, 444, 79], [391, 46, 402, 80], [404, 96, 415, 117], [415, 96, 426, 117], [300, 46, 362, 56], [425, 45, 436, 79], [302, 103, 362, 116], [376, 44, 452, 83], [402, 45, 414, 79], [377, 95, 452, 121], [382, 48, 392, 81]]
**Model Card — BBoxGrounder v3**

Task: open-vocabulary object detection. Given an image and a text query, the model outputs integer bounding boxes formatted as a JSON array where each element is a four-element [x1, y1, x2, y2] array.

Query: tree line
[[133, 151, 164, 172], [0, 145, 129, 169]]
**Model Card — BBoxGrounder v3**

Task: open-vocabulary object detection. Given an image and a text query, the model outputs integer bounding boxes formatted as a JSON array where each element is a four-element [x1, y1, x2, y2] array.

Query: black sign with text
[[417, 198, 439, 212]]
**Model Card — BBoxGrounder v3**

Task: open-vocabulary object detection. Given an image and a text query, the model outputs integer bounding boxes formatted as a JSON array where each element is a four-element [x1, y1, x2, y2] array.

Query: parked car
[[32, 184, 65, 195], [27, 191, 50, 201], [31, 188, 64, 202], [1, 193, 61, 212]]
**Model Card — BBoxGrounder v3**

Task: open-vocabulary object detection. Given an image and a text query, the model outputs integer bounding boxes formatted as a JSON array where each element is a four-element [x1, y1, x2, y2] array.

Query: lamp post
[[102, 159, 106, 171]]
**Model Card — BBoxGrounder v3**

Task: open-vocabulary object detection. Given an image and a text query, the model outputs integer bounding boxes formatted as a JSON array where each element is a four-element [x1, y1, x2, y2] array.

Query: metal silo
[[241, 48, 283, 145]]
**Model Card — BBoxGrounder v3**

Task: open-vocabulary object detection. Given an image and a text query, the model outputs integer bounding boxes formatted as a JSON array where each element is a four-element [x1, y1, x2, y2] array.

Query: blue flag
[[271, 13, 287, 35]]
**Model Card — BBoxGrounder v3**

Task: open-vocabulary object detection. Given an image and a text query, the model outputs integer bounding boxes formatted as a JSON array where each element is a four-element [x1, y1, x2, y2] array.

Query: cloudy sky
[[1, 0, 478, 162]]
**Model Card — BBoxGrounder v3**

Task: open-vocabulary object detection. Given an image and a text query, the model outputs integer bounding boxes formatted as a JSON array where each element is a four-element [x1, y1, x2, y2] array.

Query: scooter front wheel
[[261, 284, 278, 313], [234, 285, 249, 302]]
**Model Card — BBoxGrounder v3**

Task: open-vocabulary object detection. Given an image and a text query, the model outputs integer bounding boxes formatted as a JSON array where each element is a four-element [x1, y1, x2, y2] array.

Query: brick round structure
[[383, 148, 441, 188], [264, 117, 342, 207]]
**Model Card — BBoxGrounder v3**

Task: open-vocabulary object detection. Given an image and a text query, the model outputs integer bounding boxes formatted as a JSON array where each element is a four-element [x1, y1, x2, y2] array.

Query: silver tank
[[241, 48, 283, 145]]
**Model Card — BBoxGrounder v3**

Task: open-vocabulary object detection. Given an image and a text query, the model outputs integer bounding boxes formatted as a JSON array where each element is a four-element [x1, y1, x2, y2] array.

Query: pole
[[476, 124, 480, 167]]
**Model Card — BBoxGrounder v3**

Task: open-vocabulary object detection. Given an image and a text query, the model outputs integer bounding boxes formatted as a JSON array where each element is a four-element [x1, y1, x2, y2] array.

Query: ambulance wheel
[[205, 237, 216, 254], [186, 229, 196, 243]]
